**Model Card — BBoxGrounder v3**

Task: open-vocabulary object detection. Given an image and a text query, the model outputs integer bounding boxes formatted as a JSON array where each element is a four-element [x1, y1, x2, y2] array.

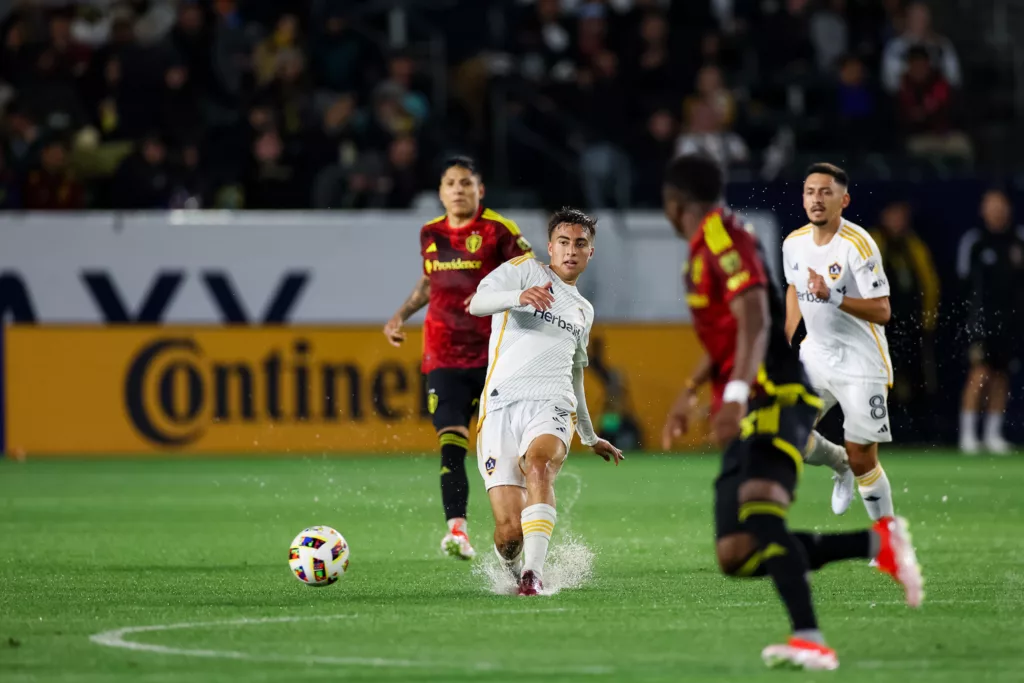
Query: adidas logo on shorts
[[877, 425, 889, 434]]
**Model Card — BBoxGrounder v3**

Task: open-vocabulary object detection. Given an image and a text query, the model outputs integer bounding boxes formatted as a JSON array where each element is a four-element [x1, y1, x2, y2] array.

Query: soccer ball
[[288, 526, 350, 586]]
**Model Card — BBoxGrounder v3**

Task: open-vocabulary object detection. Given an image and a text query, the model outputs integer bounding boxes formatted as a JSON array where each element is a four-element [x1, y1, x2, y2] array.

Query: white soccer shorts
[[802, 356, 892, 445], [476, 400, 576, 490]]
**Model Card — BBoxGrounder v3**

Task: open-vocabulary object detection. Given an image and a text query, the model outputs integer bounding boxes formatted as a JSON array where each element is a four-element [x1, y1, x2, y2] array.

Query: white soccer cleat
[[960, 435, 980, 455], [831, 467, 855, 515], [762, 638, 839, 671], [873, 516, 924, 608], [984, 435, 1011, 455], [441, 531, 476, 560]]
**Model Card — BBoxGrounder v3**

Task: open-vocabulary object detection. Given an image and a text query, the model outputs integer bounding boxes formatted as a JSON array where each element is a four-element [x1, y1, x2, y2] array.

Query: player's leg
[[982, 344, 1011, 453], [477, 406, 528, 581], [797, 357, 854, 513], [430, 368, 482, 559], [841, 383, 894, 522], [516, 403, 573, 595], [959, 345, 989, 453]]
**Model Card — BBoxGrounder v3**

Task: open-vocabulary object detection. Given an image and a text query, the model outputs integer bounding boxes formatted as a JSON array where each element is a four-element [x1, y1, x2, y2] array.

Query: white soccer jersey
[[783, 219, 893, 385], [476, 257, 594, 418]]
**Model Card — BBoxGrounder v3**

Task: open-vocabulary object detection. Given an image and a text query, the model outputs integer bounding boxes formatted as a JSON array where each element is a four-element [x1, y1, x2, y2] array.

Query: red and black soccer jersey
[[420, 207, 534, 374], [684, 209, 803, 413]]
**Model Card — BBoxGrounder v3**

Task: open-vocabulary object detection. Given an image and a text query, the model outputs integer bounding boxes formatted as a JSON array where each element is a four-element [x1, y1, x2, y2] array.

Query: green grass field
[[1, 451, 1022, 682]]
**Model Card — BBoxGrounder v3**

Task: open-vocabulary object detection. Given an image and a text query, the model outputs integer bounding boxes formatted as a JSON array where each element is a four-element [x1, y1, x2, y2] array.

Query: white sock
[[494, 544, 522, 575], [985, 413, 1005, 442], [521, 503, 557, 578], [960, 411, 978, 442], [804, 430, 849, 471], [856, 465, 894, 520]]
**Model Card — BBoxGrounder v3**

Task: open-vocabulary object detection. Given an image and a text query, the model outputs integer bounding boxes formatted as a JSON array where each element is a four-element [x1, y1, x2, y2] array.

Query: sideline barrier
[[2, 325, 710, 456]]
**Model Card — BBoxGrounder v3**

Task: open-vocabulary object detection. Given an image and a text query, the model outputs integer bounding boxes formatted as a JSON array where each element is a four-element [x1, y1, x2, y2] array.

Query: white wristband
[[829, 289, 844, 308], [722, 380, 750, 405]]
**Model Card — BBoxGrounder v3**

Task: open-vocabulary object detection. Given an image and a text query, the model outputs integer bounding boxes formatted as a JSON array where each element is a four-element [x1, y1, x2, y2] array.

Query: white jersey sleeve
[[850, 233, 890, 299]]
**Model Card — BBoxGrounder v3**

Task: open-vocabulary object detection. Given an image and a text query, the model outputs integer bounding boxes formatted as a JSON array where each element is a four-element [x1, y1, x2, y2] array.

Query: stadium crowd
[[0, 0, 972, 211]]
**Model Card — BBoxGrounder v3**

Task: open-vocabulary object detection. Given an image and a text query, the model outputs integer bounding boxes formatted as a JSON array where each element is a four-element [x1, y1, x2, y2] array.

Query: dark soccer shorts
[[714, 387, 821, 540], [426, 367, 487, 432], [969, 333, 1016, 372]]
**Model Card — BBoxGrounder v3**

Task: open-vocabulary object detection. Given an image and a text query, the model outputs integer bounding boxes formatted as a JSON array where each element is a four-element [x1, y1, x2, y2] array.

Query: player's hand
[[712, 401, 745, 446], [520, 281, 555, 311], [807, 268, 830, 301], [463, 294, 474, 313], [661, 386, 698, 450], [383, 315, 406, 347], [592, 438, 624, 465]]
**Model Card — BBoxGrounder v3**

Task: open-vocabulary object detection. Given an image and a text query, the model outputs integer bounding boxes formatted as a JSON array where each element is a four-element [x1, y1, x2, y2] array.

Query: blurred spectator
[[514, 0, 575, 84], [833, 55, 878, 148], [168, 142, 211, 209], [956, 190, 1024, 454], [170, 1, 214, 97], [870, 201, 940, 441], [624, 11, 672, 112], [22, 138, 85, 210], [810, 0, 849, 72], [896, 46, 971, 161], [675, 98, 749, 173], [253, 14, 300, 87], [377, 52, 430, 126], [630, 108, 676, 207], [0, 146, 20, 209], [881, 1, 960, 93], [683, 64, 735, 131], [110, 133, 171, 208], [577, 50, 631, 209], [242, 128, 306, 209], [757, 0, 815, 78], [3, 101, 45, 172], [378, 135, 421, 209], [310, 11, 378, 95]]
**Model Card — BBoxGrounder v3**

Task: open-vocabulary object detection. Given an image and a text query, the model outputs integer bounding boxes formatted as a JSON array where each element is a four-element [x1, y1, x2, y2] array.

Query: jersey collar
[[446, 205, 484, 230]]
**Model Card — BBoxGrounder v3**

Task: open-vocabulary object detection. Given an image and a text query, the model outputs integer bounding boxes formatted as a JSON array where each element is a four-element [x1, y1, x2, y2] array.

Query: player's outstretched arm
[[806, 268, 890, 325], [661, 352, 712, 450], [468, 282, 555, 316], [573, 365, 623, 465], [384, 274, 431, 347], [785, 284, 803, 344]]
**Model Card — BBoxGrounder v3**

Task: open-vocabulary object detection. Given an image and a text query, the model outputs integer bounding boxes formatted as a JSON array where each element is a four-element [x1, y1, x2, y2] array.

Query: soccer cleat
[[831, 467, 855, 515], [872, 516, 923, 608], [441, 530, 476, 560], [762, 638, 839, 671], [984, 434, 1011, 455], [518, 570, 543, 596], [960, 434, 980, 455]]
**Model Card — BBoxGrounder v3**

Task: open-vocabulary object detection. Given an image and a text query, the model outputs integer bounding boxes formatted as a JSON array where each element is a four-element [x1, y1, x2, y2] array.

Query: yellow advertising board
[[3, 325, 711, 456]]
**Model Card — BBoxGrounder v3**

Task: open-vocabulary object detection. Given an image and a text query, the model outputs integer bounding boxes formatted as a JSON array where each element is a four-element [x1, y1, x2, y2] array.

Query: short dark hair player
[[384, 157, 534, 559]]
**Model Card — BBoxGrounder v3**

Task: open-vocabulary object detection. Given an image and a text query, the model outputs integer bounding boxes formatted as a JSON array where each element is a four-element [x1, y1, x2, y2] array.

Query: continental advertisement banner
[[2, 325, 711, 456]]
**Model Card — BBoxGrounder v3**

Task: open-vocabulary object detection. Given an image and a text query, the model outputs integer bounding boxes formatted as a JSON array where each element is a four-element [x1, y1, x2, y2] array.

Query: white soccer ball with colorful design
[[288, 526, 350, 586]]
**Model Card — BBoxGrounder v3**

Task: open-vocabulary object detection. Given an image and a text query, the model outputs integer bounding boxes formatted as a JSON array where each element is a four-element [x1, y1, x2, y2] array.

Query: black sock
[[793, 531, 873, 570], [743, 505, 818, 632], [439, 433, 469, 521]]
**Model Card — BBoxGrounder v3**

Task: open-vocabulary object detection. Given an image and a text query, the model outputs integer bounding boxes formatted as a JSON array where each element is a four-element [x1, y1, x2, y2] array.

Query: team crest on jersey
[[466, 233, 483, 253], [828, 262, 842, 280], [718, 250, 741, 275], [427, 390, 438, 414], [516, 236, 532, 252], [485, 456, 496, 475]]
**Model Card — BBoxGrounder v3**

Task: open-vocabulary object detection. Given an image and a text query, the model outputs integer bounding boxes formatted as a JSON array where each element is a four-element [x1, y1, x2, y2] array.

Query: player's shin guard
[[856, 465, 894, 520], [439, 432, 470, 520], [521, 503, 557, 579], [804, 431, 848, 471], [740, 502, 819, 633]]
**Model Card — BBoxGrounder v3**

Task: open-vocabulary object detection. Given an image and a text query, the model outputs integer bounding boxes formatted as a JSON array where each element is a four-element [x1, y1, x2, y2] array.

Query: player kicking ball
[[661, 155, 921, 670], [783, 164, 896, 523], [468, 208, 623, 596], [384, 157, 533, 560]]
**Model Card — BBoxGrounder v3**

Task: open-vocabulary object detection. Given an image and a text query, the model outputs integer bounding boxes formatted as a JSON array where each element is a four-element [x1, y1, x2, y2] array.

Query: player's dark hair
[[805, 162, 849, 187], [441, 156, 481, 179], [663, 154, 723, 203], [548, 207, 597, 240]]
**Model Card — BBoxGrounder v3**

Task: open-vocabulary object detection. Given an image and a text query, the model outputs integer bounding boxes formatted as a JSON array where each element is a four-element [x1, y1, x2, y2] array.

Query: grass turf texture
[[1, 451, 1021, 682]]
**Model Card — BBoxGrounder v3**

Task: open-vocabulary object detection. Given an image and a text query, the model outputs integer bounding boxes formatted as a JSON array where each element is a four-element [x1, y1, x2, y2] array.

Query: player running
[[661, 155, 921, 671], [783, 163, 896, 522], [384, 157, 534, 560], [468, 208, 623, 596]]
